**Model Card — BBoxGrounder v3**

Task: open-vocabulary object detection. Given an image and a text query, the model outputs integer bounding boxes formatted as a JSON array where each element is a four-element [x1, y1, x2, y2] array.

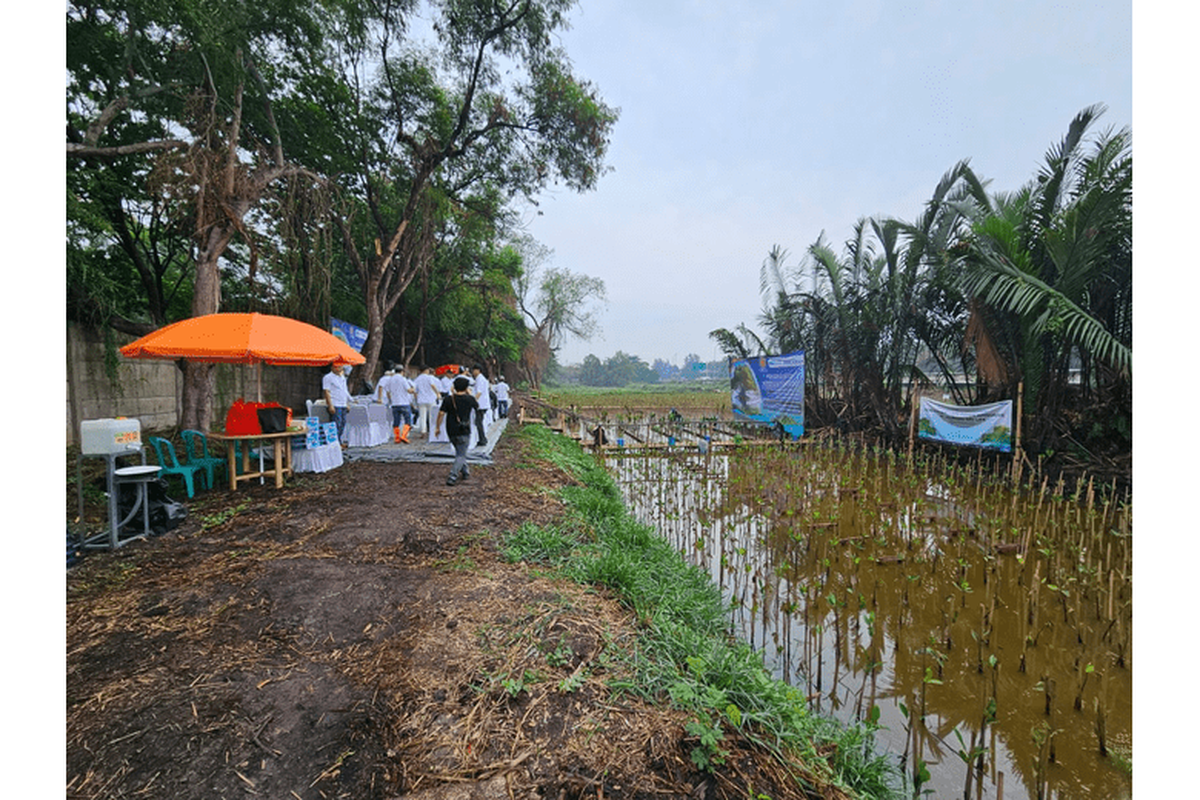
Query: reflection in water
[[604, 443, 1131, 800]]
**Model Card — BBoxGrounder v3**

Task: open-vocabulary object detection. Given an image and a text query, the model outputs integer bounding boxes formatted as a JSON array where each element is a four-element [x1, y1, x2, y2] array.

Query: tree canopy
[[577, 351, 658, 388], [515, 234, 607, 388], [67, 0, 618, 426]]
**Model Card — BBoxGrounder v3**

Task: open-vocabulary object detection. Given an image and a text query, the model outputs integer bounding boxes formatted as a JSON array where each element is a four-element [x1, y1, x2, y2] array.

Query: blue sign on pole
[[330, 318, 369, 352], [729, 350, 805, 439]]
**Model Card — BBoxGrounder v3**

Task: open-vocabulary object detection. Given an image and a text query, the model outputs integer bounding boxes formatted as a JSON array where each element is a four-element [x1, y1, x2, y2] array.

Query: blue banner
[[918, 397, 1013, 452], [730, 351, 805, 439], [330, 318, 369, 352]]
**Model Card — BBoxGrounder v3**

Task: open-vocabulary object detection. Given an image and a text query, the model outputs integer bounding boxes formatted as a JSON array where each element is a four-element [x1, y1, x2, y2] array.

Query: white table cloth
[[367, 403, 391, 443], [343, 404, 391, 447], [293, 442, 344, 473]]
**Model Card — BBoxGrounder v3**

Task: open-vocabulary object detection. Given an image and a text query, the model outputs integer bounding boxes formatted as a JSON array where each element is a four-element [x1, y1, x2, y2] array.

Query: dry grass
[[66, 428, 860, 799]]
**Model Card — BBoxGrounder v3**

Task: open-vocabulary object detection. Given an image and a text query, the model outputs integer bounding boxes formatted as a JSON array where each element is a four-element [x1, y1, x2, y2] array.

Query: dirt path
[[67, 427, 819, 799]]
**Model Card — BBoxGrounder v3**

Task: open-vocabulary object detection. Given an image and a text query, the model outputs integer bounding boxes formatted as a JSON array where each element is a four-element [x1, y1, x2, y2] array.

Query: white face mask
[[343, 365, 352, 376]]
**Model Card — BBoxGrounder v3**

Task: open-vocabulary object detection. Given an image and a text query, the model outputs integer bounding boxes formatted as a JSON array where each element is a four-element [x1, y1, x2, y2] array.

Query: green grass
[[197, 499, 251, 530], [67, 557, 141, 599], [504, 425, 901, 798], [536, 383, 729, 414]]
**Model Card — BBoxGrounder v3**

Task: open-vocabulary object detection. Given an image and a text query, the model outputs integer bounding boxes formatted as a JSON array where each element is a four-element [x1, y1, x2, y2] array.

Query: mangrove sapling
[[1074, 660, 1094, 712], [1031, 720, 1060, 800], [953, 726, 988, 800], [598, 419, 1130, 799], [1094, 668, 1108, 757], [1041, 676, 1056, 718]]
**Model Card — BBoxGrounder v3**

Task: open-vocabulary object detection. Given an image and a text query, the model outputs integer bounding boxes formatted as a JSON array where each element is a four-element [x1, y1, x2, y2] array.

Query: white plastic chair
[[307, 401, 330, 424]]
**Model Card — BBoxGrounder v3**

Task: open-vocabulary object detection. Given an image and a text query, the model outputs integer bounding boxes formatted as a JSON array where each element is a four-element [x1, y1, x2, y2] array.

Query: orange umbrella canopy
[[119, 313, 366, 366]]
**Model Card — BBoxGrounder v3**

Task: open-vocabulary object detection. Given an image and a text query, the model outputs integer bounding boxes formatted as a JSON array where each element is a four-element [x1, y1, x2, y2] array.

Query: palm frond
[[738, 324, 772, 357], [709, 327, 751, 360], [1035, 104, 1106, 221], [759, 244, 792, 299], [964, 248, 1130, 377], [807, 235, 845, 309]]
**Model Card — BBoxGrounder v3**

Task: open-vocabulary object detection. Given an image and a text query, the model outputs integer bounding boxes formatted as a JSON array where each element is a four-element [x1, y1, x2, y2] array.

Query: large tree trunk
[[356, 273, 387, 393], [521, 331, 551, 392], [179, 231, 230, 432], [342, 211, 435, 388], [180, 362, 217, 433], [360, 305, 387, 394]]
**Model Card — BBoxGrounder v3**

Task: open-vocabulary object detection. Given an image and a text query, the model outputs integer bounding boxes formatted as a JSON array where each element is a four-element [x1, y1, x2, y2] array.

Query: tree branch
[[245, 55, 286, 168], [84, 96, 130, 146], [67, 140, 189, 159]]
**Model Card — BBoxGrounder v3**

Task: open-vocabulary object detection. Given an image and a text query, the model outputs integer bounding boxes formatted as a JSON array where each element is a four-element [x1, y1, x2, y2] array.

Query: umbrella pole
[[255, 362, 265, 483]]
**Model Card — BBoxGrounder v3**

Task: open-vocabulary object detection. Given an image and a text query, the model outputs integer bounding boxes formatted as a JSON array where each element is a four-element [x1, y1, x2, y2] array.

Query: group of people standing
[[324, 361, 509, 484]]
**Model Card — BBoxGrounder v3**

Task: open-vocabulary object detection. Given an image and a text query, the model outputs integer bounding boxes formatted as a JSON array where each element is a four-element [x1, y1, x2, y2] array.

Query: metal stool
[[107, 465, 163, 548]]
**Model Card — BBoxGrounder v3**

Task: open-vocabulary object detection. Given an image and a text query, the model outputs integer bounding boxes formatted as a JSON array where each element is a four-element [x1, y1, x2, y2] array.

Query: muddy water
[[604, 445, 1132, 800]]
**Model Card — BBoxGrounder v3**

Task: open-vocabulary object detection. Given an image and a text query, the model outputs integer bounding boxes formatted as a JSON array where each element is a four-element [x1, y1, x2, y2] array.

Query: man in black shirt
[[435, 375, 480, 485]]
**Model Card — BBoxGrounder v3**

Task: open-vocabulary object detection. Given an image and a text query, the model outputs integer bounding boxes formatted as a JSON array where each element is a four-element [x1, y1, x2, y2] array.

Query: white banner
[[918, 397, 1013, 452]]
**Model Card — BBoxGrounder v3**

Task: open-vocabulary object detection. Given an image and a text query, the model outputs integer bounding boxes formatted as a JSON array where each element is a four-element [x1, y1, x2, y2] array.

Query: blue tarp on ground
[[342, 419, 507, 464]]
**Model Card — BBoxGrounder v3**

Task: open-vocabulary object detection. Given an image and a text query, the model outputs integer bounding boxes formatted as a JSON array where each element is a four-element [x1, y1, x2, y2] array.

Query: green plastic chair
[[147, 436, 207, 498], [181, 430, 227, 488]]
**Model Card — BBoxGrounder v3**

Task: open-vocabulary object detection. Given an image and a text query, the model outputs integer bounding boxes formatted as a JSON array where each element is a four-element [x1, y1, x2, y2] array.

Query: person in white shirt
[[321, 363, 351, 445], [439, 370, 453, 395], [412, 366, 441, 435], [471, 365, 491, 446], [374, 365, 393, 403], [376, 363, 414, 442], [493, 375, 510, 418]]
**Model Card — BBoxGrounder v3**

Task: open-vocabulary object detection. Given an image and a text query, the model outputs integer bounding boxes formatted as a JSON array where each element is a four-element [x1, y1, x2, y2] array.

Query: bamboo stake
[[907, 389, 920, 465], [1011, 381, 1024, 484]]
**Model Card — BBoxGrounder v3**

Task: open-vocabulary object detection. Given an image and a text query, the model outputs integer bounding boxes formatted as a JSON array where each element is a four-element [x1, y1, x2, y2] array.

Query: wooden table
[[208, 429, 298, 490]]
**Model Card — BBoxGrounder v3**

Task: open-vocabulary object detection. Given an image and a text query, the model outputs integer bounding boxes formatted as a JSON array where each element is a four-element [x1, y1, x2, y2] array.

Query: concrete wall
[[66, 322, 333, 446]]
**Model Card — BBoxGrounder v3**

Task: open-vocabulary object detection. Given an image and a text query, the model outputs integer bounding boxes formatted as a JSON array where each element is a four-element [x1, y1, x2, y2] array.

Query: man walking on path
[[413, 366, 441, 435], [376, 364, 414, 442], [471, 366, 491, 446], [494, 375, 510, 418], [435, 375, 479, 486]]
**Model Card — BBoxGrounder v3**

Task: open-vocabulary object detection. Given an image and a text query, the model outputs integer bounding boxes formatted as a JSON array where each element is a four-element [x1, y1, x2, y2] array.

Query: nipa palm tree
[[953, 104, 1132, 447]]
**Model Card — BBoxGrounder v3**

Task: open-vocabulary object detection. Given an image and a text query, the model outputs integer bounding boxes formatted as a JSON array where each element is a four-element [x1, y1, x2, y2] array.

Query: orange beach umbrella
[[120, 313, 366, 366], [120, 312, 366, 401]]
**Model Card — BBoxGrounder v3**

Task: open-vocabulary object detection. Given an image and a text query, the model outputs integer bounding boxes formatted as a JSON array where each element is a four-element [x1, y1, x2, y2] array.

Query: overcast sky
[[520, 0, 1133, 367]]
